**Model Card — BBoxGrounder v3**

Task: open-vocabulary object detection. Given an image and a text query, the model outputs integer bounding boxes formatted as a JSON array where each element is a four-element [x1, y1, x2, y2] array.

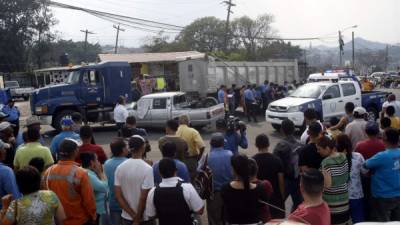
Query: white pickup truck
[[129, 92, 225, 129], [5, 81, 34, 100], [265, 80, 388, 131]]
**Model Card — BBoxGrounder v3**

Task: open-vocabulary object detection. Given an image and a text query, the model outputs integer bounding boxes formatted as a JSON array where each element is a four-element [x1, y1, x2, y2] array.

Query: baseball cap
[[354, 107, 366, 115], [61, 118, 74, 127], [0, 122, 13, 132], [26, 116, 41, 127], [58, 138, 81, 157]]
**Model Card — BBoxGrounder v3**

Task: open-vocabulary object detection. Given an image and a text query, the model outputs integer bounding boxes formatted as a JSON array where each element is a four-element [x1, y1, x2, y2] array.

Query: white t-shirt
[[349, 152, 368, 199], [114, 104, 129, 123], [115, 158, 154, 220], [382, 100, 400, 117], [145, 177, 204, 218]]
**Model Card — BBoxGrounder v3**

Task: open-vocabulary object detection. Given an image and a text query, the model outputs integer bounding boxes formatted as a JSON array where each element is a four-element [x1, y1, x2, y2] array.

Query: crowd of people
[[0, 91, 399, 225], [217, 80, 300, 122]]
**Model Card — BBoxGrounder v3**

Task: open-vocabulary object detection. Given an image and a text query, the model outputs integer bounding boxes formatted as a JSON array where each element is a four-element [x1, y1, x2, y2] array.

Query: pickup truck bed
[[361, 90, 388, 119]]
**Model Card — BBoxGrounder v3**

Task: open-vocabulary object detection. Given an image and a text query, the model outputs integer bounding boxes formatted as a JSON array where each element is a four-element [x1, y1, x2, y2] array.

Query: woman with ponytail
[[316, 135, 350, 225], [336, 134, 368, 224], [221, 154, 269, 225]]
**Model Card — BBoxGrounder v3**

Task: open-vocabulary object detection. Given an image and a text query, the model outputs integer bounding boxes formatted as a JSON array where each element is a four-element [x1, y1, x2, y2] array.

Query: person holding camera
[[216, 118, 248, 155]]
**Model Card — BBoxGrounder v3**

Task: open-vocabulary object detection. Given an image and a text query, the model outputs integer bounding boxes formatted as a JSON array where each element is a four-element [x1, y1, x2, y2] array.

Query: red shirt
[[288, 202, 330, 225], [77, 144, 108, 164], [255, 180, 273, 223], [355, 138, 385, 160]]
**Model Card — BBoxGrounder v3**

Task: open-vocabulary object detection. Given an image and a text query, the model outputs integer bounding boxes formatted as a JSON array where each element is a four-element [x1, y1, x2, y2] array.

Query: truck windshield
[[5, 81, 19, 88], [67, 71, 80, 84], [289, 84, 324, 98]]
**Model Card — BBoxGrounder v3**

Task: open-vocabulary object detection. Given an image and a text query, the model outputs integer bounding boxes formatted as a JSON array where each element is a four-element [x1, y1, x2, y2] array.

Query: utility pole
[[80, 29, 94, 62], [113, 24, 125, 54], [352, 31, 355, 69], [385, 45, 389, 72], [338, 30, 343, 67], [304, 49, 307, 78], [223, 0, 235, 51]]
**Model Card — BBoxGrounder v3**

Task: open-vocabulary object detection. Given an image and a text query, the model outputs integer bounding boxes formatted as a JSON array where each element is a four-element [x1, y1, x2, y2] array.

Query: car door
[[322, 84, 342, 119], [149, 98, 170, 127], [340, 83, 361, 107], [81, 69, 104, 107]]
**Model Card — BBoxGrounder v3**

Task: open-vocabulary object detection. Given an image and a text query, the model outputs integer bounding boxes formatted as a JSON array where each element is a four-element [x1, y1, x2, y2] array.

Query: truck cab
[[31, 61, 132, 130], [265, 80, 387, 131]]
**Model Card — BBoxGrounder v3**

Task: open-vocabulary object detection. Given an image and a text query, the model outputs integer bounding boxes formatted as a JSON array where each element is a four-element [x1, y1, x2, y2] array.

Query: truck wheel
[[204, 97, 218, 107], [53, 110, 76, 132], [271, 124, 281, 131], [367, 107, 378, 121]]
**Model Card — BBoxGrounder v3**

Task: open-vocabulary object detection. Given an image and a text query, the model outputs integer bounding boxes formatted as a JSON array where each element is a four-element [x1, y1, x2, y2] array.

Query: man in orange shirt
[[42, 138, 96, 225]]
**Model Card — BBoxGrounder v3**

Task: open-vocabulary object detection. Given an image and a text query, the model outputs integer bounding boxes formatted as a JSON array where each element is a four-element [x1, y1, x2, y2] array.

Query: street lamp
[[338, 25, 358, 67]]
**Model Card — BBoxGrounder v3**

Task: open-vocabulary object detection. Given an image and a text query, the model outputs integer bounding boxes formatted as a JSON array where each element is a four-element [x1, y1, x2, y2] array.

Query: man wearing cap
[[345, 107, 369, 149], [0, 139, 21, 209], [13, 127, 53, 170], [50, 118, 80, 160], [42, 139, 97, 225], [15, 116, 45, 148], [197, 133, 233, 225], [0, 121, 16, 168], [176, 115, 205, 181], [1, 100, 20, 137]]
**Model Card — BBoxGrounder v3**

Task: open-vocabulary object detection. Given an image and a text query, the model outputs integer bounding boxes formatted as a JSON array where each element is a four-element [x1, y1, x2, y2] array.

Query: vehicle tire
[[23, 95, 29, 101], [204, 97, 218, 107], [53, 109, 76, 132], [271, 124, 281, 131], [367, 107, 378, 121]]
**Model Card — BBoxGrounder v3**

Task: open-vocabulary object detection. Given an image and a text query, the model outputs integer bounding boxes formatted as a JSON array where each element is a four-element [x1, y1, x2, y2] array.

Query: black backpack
[[193, 154, 213, 200], [278, 140, 303, 179]]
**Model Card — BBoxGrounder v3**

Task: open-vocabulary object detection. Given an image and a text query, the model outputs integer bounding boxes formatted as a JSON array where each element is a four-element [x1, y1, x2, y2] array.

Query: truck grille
[[269, 105, 288, 112]]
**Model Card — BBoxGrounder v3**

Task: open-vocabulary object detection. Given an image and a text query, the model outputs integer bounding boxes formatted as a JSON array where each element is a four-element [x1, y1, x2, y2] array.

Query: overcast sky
[[52, 0, 400, 48]]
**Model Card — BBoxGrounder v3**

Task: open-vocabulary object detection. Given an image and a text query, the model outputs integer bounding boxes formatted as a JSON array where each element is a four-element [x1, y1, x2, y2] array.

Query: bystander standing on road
[[364, 128, 400, 222], [158, 119, 188, 162], [244, 85, 257, 122], [114, 96, 129, 137], [176, 115, 205, 181], [15, 116, 45, 148], [329, 102, 355, 131], [298, 122, 324, 172], [77, 125, 107, 164], [121, 116, 148, 138], [50, 118, 80, 160], [1, 100, 20, 137], [0, 122, 16, 168], [0, 140, 20, 209], [300, 108, 324, 144], [345, 107, 368, 149], [216, 118, 248, 155], [104, 138, 128, 225]]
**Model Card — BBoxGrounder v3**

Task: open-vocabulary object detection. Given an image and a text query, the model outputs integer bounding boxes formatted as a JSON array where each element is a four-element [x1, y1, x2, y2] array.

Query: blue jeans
[[285, 178, 303, 212], [349, 198, 365, 223], [110, 211, 122, 225]]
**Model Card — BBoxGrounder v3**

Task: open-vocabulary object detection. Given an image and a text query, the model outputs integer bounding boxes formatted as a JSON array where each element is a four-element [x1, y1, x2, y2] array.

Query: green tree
[[0, 0, 55, 72]]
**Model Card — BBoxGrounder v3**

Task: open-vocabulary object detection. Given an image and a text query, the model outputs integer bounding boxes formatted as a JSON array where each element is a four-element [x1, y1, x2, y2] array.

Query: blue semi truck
[[30, 61, 133, 131]]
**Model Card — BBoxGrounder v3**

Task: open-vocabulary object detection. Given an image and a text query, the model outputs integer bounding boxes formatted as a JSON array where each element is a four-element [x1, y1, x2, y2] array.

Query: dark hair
[[128, 136, 145, 153], [79, 125, 93, 140], [117, 96, 125, 105], [330, 117, 340, 127], [29, 157, 45, 173], [316, 135, 335, 149], [381, 117, 392, 129], [161, 141, 176, 158], [126, 116, 136, 125], [304, 108, 317, 120], [388, 94, 396, 102], [366, 123, 380, 136], [231, 154, 251, 191], [58, 139, 79, 158], [15, 166, 41, 195], [80, 152, 96, 168], [386, 106, 396, 117], [22, 130, 28, 142], [264, 80, 269, 85], [308, 121, 322, 137], [255, 134, 270, 149], [159, 158, 177, 178], [353, 111, 365, 119], [166, 119, 179, 132], [301, 168, 324, 197], [384, 128, 399, 146], [215, 119, 227, 130], [344, 102, 355, 114], [248, 158, 258, 178], [71, 112, 82, 123], [110, 137, 126, 157], [281, 119, 295, 136], [335, 134, 353, 171], [26, 127, 41, 142]]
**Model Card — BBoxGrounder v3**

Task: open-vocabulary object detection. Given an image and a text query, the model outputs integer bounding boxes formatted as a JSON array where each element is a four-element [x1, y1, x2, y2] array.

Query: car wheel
[[367, 107, 378, 121], [271, 124, 281, 131]]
